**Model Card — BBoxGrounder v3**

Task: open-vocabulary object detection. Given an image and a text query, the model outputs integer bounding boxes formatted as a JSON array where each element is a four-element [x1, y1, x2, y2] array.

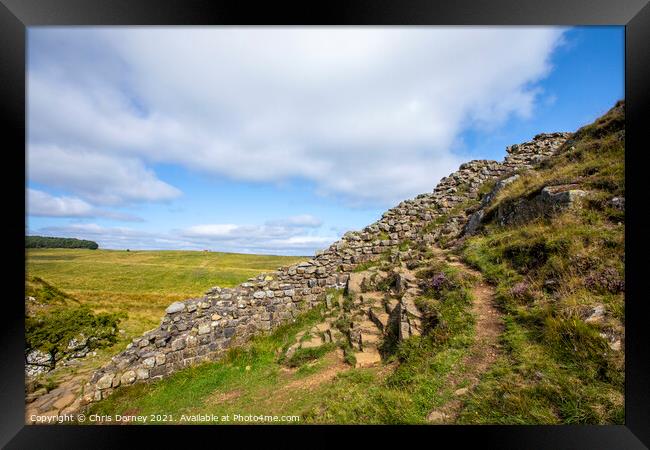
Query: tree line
[[26, 235, 99, 249]]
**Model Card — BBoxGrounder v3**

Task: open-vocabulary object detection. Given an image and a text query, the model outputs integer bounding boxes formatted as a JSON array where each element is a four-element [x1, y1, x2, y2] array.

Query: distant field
[[26, 248, 307, 380]]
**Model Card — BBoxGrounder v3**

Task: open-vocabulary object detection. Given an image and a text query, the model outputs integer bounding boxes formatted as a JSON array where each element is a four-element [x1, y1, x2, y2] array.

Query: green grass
[[27, 249, 306, 295], [27, 248, 305, 328], [283, 343, 337, 368], [459, 212, 624, 424]]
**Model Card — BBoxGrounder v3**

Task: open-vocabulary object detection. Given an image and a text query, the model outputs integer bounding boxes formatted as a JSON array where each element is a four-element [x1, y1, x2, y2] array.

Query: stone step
[[360, 332, 381, 348], [409, 318, 423, 337], [356, 318, 383, 351], [349, 329, 363, 351], [314, 323, 331, 333], [368, 308, 389, 331], [301, 334, 324, 349], [358, 319, 382, 334], [360, 291, 384, 306], [346, 272, 366, 296], [354, 349, 382, 368], [394, 271, 417, 294]]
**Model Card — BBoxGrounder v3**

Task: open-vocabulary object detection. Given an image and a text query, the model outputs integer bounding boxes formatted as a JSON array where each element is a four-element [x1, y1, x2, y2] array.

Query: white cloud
[[27, 188, 93, 217], [179, 216, 332, 253], [27, 188, 143, 221], [28, 27, 566, 208], [28, 144, 181, 206], [266, 214, 322, 228]]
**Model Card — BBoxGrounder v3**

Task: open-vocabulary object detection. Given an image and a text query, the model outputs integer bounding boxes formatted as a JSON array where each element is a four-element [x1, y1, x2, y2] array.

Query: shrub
[[584, 267, 625, 293], [25, 306, 124, 370]]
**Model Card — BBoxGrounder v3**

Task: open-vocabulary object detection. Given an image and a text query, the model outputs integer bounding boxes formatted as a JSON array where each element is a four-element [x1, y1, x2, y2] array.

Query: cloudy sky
[[26, 26, 624, 255]]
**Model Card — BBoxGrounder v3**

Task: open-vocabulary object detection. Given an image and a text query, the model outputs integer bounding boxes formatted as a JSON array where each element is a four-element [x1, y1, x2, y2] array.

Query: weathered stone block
[[96, 374, 114, 390], [171, 337, 186, 351], [155, 353, 166, 366], [143, 357, 156, 368], [165, 302, 185, 314], [186, 335, 198, 347]]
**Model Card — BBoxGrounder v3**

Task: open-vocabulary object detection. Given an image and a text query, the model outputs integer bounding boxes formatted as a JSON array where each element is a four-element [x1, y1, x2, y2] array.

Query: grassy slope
[[26, 249, 306, 383], [78, 102, 624, 424], [457, 101, 625, 424]]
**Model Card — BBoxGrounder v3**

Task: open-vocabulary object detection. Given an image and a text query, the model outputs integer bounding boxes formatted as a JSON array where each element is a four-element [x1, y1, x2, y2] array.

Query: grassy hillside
[[70, 102, 625, 424], [25, 249, 306, 384], [458, 101, 625, 424]]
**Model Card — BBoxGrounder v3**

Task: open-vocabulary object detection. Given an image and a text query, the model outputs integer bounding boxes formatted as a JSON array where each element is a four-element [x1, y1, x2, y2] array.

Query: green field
[[26, 248, 307, 382]]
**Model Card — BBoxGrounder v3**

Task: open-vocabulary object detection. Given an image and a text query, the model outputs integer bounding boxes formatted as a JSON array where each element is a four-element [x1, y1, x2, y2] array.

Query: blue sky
[[26, 26, 623, 255]]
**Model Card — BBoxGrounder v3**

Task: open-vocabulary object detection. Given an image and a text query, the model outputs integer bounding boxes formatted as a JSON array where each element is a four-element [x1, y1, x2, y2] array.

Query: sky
[[26, 26, 624, 255]]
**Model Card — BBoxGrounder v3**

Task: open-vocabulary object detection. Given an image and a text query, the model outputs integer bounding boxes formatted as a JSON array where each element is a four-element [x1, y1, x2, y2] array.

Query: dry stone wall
[[81, 132, 570, 406]]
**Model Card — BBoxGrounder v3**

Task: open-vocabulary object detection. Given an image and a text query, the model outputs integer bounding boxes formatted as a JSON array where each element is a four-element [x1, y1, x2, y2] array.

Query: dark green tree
[[26, 236, 99, 249]]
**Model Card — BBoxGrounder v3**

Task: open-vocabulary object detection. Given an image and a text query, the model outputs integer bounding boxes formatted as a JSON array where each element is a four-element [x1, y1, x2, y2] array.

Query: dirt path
[[281, 351, 350, 392], [426, 249, 503, 423]]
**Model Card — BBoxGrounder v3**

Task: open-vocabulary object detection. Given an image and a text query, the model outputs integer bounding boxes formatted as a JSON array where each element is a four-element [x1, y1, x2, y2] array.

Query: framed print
[[1, 0, 648, 447]]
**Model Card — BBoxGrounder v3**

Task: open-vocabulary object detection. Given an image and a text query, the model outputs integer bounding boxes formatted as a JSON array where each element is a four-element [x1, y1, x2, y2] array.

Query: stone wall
[[81, 132, 571, 406]]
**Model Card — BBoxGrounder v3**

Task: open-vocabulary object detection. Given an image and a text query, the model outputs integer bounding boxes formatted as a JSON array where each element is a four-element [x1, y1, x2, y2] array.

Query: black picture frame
[[2, 0, 648, 447]]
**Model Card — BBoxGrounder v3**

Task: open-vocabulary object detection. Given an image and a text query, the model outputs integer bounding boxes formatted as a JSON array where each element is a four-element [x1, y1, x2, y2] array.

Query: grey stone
[[96, 373, 114, 390], [155, 354, 166, 366], [166, 302, 185, 314], [585, 305, 606, 323], [464, 209, 485, 235], [171, 337, 186, 351], [143, 357, 156, 368]]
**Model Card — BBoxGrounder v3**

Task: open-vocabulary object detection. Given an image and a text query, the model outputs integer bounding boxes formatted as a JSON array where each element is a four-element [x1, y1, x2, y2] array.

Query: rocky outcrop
[[25, 350, 53, 377], [494, 184, 587, 226], [74, 132, 571, 409]]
